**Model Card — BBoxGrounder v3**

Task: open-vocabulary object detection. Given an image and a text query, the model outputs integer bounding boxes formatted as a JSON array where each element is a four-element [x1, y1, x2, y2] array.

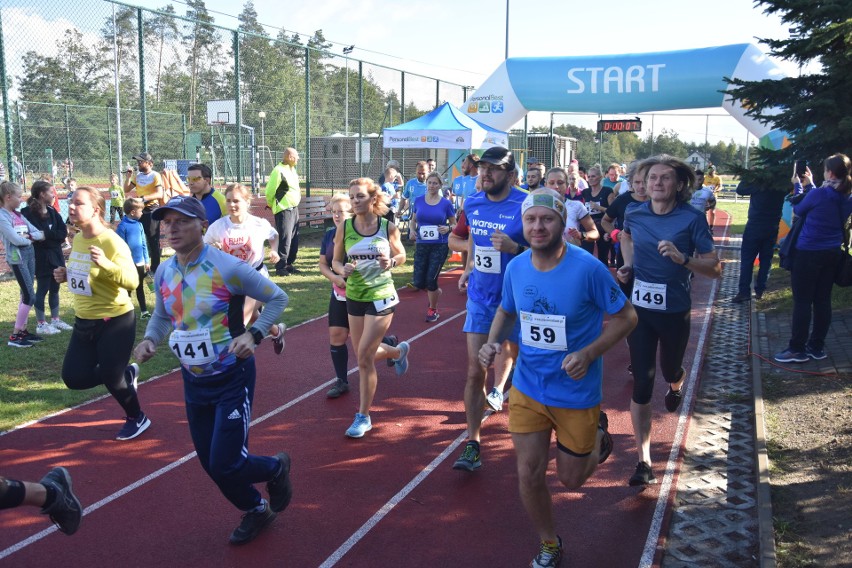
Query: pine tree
[[725, 1, 852, 186]]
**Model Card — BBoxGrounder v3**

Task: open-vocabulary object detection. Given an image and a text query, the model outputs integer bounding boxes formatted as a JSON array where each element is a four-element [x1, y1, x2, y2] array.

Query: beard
[[484, 178, 510, 196]]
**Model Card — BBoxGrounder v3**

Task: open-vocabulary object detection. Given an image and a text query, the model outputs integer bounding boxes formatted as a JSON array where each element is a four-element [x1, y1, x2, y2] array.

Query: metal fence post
[[182, 114, 187, 159], [137, 8, 148, 151], [16, 100, 25, 182], [64, 104, 71, 166], [107, 105, 114, 176], [305, 46, 311, 196], [233, 30, 242, 183], [401, 71, 405, 173], [0, 9, 13, 178]]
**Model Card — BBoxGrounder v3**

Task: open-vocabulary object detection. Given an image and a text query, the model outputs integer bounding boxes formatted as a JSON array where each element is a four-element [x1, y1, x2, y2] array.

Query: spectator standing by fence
[[265, 148, 302, 277], [21, 181, 74, 335], [1, 181, 46, 347], [108, 173, 125, 224]]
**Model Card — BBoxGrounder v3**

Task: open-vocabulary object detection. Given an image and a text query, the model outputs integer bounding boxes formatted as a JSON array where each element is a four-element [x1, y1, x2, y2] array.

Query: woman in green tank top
[[332, 178, 410, 438]]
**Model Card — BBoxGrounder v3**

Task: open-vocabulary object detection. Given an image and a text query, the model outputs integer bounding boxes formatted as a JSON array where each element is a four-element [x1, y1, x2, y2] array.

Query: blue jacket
[[115, 216, 150, 265], [793, 182, 852, 251]]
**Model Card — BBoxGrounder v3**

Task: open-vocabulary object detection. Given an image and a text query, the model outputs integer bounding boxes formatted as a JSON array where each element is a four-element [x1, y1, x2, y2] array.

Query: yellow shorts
[[508, 386, 599, 456]]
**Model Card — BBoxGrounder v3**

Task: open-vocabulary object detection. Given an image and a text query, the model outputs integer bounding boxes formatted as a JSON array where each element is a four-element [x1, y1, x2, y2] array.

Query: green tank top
[[343, 217, 396, 302]]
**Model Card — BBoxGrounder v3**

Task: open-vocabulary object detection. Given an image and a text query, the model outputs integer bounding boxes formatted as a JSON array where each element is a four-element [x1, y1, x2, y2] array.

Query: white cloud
[[2, 6, 104, 98]]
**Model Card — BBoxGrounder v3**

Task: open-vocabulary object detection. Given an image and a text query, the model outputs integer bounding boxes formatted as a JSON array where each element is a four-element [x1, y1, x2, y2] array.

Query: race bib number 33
[[474, 245, 501, 274]]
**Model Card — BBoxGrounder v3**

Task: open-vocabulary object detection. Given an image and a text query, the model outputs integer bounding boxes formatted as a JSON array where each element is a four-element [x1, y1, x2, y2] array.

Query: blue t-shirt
[[320, 225, 336, 267], [502, 245, 627, 408], [465, 188, 528, 307], [624, 201, 715, 312], [412, 196, 455, 244], [403, 179, 427, 211], [380, 182, 400, 211]]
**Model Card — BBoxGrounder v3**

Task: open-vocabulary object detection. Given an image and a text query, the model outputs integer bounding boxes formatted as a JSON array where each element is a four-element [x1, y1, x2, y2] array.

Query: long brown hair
[[27, 180, 53, 218]]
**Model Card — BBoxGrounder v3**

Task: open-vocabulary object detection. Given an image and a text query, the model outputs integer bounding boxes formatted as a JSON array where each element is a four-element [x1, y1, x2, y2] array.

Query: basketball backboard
[[206, 99, 237, 126]]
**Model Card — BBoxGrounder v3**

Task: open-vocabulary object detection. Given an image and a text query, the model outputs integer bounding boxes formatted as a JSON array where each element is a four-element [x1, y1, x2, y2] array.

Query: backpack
[[161, 169, 190, 203]]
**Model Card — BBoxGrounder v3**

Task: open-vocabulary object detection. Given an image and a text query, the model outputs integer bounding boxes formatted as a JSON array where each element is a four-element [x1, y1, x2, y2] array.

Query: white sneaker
[[50, 319, 74, 331], [36, 322, 60, 335]]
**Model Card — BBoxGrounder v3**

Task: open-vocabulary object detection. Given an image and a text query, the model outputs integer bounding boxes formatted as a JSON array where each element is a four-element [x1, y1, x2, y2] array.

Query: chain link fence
[[1, 1, 467, 193]]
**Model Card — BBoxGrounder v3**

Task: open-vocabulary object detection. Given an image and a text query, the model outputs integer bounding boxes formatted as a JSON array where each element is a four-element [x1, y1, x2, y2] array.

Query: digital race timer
[[596, 119, 643, 132]]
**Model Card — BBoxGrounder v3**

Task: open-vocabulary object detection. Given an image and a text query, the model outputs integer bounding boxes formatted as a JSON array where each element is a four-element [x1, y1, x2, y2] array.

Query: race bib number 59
[[520, 311, 567, 351]]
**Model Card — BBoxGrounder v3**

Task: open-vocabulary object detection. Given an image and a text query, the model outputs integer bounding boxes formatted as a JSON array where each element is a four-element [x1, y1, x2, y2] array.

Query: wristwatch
[[249, 327, 264, 345], [580, 231, 587, 240]]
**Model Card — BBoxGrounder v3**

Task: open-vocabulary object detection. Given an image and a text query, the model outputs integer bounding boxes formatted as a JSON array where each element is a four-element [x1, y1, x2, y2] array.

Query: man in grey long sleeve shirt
[[132, 195, 293, 546]]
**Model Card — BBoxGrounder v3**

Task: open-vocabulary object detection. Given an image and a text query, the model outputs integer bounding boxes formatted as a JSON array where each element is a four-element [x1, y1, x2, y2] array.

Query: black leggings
[[627, 307, 690, 405], [141, 211, 161, 273], [134, 265, 148, 312], [580, 220, 611, 265], [61, 310, 141, 417]]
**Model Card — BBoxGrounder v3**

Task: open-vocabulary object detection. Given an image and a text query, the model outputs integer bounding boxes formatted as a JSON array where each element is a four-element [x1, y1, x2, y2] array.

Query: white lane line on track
[[0, 307, 468, 560], [638, 276, 720, 567], [318, 429, 472, 568]]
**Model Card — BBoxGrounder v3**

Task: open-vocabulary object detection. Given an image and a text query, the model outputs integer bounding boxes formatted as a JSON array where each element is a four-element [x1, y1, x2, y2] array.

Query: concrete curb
[[750, 305, 777, 567]]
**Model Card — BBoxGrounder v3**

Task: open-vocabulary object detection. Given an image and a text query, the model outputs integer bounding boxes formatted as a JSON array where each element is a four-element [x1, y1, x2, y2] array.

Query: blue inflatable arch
[[462, 44, 789, 150]]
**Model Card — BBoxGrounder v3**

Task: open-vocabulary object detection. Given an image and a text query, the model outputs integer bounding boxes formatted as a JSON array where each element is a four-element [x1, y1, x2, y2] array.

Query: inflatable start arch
[[463, 44, 789, 150]]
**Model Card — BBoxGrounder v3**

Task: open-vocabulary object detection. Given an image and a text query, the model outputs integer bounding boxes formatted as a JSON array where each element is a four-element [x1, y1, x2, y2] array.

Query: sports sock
[[0, 479, 26, 509], [330, 344, 348, 382]]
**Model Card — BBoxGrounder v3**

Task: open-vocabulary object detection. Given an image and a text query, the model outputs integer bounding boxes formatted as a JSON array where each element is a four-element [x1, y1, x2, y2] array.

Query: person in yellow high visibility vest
[[265, 148, 302, 276]]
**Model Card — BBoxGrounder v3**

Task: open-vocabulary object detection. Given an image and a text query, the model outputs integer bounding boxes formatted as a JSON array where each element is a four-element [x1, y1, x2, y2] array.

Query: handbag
[[779, 213, 806, 271], [834, 213, 852, 287]]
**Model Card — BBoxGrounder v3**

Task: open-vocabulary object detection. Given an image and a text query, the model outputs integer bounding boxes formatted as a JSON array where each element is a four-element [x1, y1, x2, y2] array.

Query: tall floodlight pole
[[343, 45, 354, 135]]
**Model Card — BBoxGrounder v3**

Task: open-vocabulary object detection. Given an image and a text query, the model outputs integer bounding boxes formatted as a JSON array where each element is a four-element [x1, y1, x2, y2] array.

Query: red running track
[[0, 212, 730, 567]]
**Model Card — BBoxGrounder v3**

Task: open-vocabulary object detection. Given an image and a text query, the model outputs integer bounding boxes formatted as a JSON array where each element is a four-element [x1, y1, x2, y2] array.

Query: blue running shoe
[[393, 341, 410, 376], [345, 413, 372, 438]]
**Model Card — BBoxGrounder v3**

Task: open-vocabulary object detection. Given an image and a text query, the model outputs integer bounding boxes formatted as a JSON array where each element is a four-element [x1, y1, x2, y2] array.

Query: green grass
[[718, 200, 750, 235], [0, 239, 435, 432]]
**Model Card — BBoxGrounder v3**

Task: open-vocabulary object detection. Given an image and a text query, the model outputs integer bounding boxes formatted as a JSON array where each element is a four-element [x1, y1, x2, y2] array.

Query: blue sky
[[4, 0, 808, 145]]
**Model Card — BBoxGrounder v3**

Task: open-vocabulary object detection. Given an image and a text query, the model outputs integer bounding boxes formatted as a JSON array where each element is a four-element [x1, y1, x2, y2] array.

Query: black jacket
[[21, 205, 67, 277]]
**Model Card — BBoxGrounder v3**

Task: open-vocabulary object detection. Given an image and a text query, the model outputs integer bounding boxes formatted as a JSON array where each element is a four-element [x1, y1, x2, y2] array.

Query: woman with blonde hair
[[320, 192, 400, 398], [53, 186, 150, 440], [332, 178, 410, 437], [204, 183, 285, 354]]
